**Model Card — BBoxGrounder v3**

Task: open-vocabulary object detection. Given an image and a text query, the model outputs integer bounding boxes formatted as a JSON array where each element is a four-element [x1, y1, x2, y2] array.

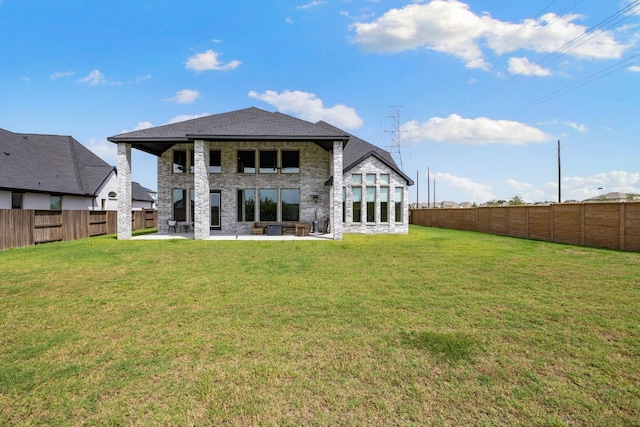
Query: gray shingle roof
[[0, 128, 115, 196], [315, 121, 414, 186], [132, 181, 154, 202], [108, 107, 350, 155]]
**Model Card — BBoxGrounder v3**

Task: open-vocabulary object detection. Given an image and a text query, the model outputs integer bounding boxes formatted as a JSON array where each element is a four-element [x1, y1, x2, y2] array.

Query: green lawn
[[1, 226, 638, 426]]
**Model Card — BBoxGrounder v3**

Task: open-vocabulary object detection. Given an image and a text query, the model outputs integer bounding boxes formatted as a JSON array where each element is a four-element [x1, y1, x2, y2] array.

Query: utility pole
[[383, 106, 406, 172], [416, 170, 419, 208], [427, 167, 430, 208], [558, 140, 561, 203]]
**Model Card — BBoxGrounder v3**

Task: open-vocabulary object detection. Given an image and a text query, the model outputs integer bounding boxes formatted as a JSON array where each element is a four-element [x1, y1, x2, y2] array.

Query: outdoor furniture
[[167, 219, 177, 233], [295, 223, 311, 236], [178, 222, 192, 233]]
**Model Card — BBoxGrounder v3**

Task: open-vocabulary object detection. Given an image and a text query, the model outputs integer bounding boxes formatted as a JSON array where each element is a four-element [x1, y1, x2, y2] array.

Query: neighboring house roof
[[584, 191, 628, 202], [0, 128, 115, 196], [132, 182, 154, 202], [315, 121, 414, 186], [108, 107, 351, 155]]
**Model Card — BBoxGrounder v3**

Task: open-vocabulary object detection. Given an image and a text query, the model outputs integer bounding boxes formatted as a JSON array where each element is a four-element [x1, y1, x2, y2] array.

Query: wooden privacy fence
[[0, 209, 157, 251], [410, 202, 640, 252]]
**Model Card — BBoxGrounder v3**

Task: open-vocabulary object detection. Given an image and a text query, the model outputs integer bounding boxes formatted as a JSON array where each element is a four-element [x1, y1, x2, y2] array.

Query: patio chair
[[167, 219, 177, 233]]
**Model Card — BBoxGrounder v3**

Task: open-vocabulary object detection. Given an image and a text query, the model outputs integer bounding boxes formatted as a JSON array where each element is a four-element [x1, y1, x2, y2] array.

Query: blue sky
[[2, 0, 639, 204]]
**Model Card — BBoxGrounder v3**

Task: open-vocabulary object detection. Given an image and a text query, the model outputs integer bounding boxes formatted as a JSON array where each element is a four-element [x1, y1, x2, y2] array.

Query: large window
[[366, 174, 376, 185], [281, 189, 300, 221], [173, 150, 187, 174], [50, 195, 62, 210], [395, 187, 403, 223], [380, 187, 389, 223], [352, 187, 362, 223], [259, 189, 278, 221], [281, 150, 300, 173], [237, 150, 256, 173], [237, 189, 256, 222], [172, 188, 186, 221], [209, 150, 221, 173], [366, 187, 376, 222], [259, 150, 277, 173]]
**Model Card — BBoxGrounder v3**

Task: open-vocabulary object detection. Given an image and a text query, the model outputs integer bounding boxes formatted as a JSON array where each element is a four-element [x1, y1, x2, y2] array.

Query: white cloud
[[167, 113, 210, 124], [167, 89, 201, 104], [78, 69, 107, 86], [135, 74, 152, 83], [133, 121, 153, 131], [402, 114, 552, 145], [506, 179, 547, 203], [50, 71, 74, 80], [629, 65, 640, 72], [186, 50, 241, 72], [562, 170, 640, 200], [248, 89, 364, 129], [353, 1, 628, 70], [87, 137, 116, 163], [353, 1, 489, 69], [508, 57, 552, 76], [431, 172, 497, 202], [564, 121, 588, 133], [298, 0, 325, 10]]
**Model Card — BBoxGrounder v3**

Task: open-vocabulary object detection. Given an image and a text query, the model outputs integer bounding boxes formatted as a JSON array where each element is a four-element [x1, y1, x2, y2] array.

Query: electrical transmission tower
[[383, 106, 407, 172]]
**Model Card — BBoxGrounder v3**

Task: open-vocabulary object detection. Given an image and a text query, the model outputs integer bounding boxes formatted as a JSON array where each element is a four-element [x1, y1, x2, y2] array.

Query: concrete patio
[[131, 231, 334, 241]]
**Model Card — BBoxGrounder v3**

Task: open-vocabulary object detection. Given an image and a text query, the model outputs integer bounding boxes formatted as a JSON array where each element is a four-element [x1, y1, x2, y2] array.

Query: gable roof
[[132, 182, 154, 202], [108, 107, 350, 155], [0, 128, 115, 196], [315, 121, 414, 186]]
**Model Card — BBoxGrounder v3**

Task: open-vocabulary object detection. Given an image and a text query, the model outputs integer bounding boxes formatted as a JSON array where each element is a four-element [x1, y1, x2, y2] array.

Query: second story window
[[173, 150, 187, 174], [259, 150, 277, 173], [281, 150, 299, 173], [209, 150, 221, 173], [237, 150, 256, 173]]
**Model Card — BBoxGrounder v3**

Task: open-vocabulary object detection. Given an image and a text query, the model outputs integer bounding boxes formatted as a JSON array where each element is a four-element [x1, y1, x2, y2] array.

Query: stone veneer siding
[[157, 141, 333, 235], [117, 143, 132, 239], [342, 156, 410, 234]]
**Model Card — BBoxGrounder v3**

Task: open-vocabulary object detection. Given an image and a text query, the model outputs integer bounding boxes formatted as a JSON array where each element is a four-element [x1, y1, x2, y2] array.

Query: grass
[[0, 226, 638, 425]]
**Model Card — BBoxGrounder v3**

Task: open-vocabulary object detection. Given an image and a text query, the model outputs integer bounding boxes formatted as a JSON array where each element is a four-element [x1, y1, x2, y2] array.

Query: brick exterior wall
[[156, 141, 410, 237], [116, 143, 132, 239], [342, 156, 410, 234], [158, 141, 332, 235]]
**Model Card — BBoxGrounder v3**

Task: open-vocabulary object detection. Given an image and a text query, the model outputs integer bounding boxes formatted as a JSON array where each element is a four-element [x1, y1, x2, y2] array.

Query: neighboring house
[[108, 107, 414, 240], [584, 192, 628, 203], [132, 182, 156, 210], [0, 128, 154, 211]]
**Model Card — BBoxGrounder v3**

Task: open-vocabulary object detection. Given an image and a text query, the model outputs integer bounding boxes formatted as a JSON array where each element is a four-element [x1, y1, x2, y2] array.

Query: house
[[132, 182, 156, 210], [584, 191, 628, 203], [108, 107, 413, 240], [0, 128, 154, 211]]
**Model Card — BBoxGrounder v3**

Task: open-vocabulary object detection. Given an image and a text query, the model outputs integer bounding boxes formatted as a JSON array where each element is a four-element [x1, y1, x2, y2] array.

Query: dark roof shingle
[[0, 129, 115, 195]]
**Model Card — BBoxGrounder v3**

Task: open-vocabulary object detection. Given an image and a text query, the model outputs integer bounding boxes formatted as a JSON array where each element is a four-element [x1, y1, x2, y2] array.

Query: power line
[[512, 53, 640, 113], [466, 0, 640, 110]]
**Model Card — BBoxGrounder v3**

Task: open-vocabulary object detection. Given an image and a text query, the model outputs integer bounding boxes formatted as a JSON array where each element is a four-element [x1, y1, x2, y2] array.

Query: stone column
[[193, 140, 210, 240], [117, 143, 132, 239], [332, 141, 343, 240]]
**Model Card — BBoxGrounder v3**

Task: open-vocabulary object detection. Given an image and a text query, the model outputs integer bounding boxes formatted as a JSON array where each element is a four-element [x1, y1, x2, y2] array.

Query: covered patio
[[130, 230, 334, 241]]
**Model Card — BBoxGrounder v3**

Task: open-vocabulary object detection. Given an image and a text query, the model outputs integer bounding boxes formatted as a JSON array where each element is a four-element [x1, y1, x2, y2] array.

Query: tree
[[509, 194, 525, 205]]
